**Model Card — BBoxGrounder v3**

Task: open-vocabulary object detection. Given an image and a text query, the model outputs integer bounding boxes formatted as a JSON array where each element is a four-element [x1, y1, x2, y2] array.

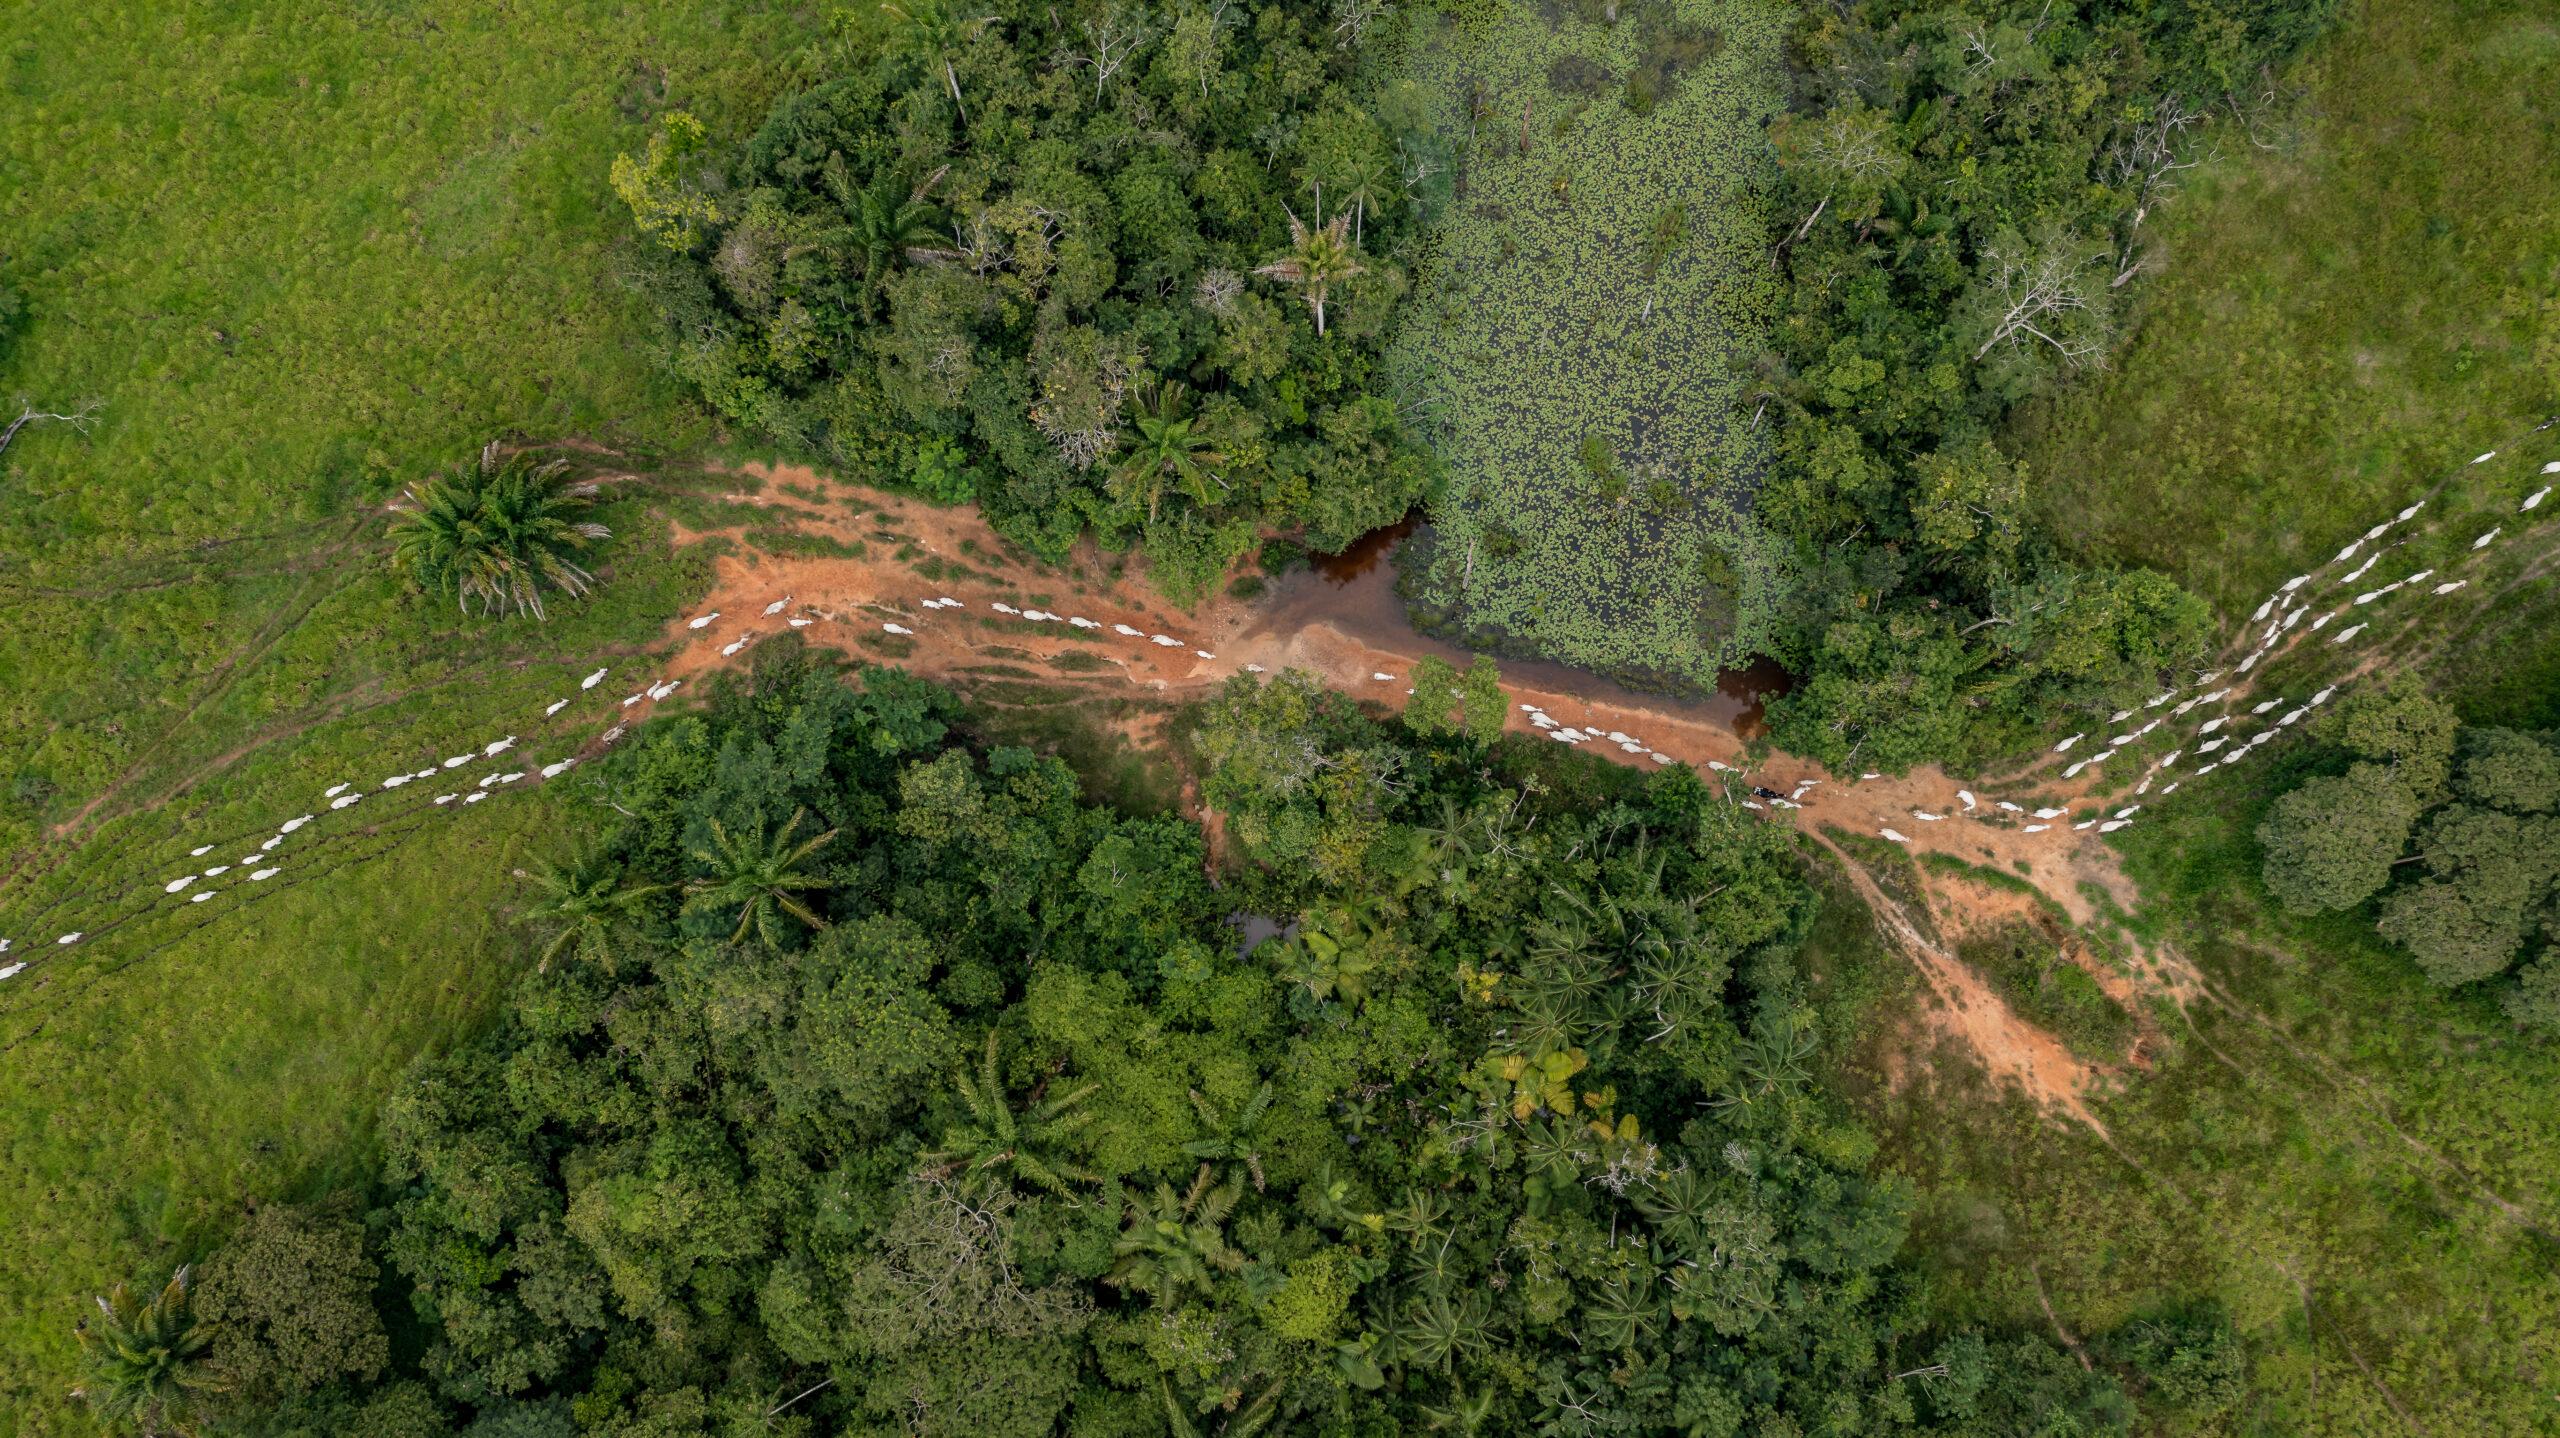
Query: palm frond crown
[[390, 444, 611, 621]]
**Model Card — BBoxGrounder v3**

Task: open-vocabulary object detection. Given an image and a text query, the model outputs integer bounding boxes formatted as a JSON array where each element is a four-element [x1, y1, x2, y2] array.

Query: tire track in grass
[[0, 814, 456, 1055], [21, 512, 376, 859]]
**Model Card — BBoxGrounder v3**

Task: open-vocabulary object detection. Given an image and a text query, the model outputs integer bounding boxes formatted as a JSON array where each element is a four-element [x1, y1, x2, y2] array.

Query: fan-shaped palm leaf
[[521, 847, 669, 973], [73, 1266, 225, 1437], [680, 807, 836, 947], [391, 444, 611, 620]]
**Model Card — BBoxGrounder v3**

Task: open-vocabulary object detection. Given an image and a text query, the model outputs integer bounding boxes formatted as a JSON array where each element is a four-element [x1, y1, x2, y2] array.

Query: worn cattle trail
[[662, 464, 2175, 1123]]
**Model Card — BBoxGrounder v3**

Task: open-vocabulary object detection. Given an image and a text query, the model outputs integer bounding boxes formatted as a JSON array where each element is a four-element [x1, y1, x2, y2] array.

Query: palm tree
[[1336, 157, 1398, 244], [1254, 202, 1366, 337], [1182, 1082, 1275, 1190], [391, 443, 611, 620], [681, 807, 836, 947], [1582, 1267, 1663, 1351], [1382, 1186, 1450, 1249], [521, 848, 669, 973], [1108, 382, 1228, 523], [819, 156, 953, 298], [73, 1266, 225, 1437], [880, 0, 1000, 124], [923, 1029, 1100, 1198], [1108, 1163, 1248, 1304], [1714, 1011, 1816, 1110], [1418, 1383, 1496, 1434], [1402, 1287, 1494, 1373], [1275, 906, 1383, 1007]]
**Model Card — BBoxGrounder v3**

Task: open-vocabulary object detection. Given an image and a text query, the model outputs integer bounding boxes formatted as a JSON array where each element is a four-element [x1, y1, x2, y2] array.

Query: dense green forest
[[88, 647, 2238, 1436], [618, 0, 1438, 600]]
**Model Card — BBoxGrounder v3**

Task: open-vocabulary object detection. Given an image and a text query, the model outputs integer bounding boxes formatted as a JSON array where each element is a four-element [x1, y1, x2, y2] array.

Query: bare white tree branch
[[0, 398, 102, 460]]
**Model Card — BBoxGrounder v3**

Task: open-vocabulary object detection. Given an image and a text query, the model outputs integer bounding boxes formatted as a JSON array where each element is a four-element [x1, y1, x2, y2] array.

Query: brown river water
[[1255, 516, 1794, 740]]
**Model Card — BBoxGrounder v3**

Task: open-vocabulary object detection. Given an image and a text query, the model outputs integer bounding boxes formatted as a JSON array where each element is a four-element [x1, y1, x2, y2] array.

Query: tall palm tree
[[1336, 157, 1398, 244], [1402, 1287, 1494, 1373], [521, 848, 669, 973], [880, 0, 1001, 124], [1108, 1163, 1248, 1303], [391, 444, 611, 620], [681, 807, 836, 947], [1254, 204, 1366, 337], [922, 1029, 1100, 1198], [73, 1266, 225, 1437], [819, 156, 953, 298], [1108, 382, 1228, 523]]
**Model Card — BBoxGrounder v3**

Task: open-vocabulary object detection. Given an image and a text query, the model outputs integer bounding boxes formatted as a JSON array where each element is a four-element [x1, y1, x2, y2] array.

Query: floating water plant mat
[[1385, 0, 1793, 686]]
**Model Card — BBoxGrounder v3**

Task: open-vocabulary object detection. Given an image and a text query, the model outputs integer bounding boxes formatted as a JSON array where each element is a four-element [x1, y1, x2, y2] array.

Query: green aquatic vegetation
[[1383, 0, 1794, 688]]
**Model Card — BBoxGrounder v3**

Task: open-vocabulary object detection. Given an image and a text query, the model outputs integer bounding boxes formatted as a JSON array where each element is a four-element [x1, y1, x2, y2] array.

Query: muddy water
[[1264, 520, 1794, 739]]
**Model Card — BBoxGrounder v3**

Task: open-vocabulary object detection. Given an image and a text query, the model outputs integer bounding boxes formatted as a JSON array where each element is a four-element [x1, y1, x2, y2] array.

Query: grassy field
[[1383, 0, 1795, 688], [0, 3, 823, 1426], [2012, 0, 2560, 625]]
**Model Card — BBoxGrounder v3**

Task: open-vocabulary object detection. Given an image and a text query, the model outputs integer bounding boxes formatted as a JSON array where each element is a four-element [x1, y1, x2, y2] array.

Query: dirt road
[[647, 465, 2177, 1120]]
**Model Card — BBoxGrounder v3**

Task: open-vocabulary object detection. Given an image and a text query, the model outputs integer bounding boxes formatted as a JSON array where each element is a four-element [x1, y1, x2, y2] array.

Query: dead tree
[[1972, 238, 2111, 369], [1068, 10, 1150, 98], [0, 398, 101, 460], [2104, 93, 2210, 287]]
